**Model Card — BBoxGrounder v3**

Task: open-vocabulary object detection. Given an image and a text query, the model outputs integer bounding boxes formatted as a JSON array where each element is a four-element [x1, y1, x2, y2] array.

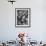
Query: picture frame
[[15, 8, 31, 27]]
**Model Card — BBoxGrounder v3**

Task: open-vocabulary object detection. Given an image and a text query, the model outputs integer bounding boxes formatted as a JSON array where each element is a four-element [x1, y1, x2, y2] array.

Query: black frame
[[15, 8, 31, 28]]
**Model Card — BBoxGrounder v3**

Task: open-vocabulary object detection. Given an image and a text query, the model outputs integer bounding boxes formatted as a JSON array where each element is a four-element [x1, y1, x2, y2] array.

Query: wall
[[0, 0, 46, 42]]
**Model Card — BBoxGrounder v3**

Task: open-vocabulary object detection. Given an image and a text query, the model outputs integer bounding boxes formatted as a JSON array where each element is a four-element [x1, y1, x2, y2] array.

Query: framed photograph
[[15, 8, 31, 27]]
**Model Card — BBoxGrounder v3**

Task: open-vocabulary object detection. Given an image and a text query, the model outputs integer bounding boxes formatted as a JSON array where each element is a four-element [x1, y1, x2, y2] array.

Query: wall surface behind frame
[[0, 0, 46, 41]]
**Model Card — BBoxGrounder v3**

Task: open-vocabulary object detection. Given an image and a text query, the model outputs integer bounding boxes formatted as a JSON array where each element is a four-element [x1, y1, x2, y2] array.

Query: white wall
[[0, 0, 46, 42]]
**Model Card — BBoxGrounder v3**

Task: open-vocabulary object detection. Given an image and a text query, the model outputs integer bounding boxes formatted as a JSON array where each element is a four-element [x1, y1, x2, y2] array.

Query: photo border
[[15, 8, 31, 28]]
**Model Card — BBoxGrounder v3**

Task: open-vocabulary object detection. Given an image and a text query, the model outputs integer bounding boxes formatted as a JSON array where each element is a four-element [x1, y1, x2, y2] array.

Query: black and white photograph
[[15, 8, 31, 27]]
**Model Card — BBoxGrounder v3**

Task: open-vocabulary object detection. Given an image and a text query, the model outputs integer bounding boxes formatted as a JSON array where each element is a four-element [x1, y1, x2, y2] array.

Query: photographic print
[[15, 8, 31, 27]]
